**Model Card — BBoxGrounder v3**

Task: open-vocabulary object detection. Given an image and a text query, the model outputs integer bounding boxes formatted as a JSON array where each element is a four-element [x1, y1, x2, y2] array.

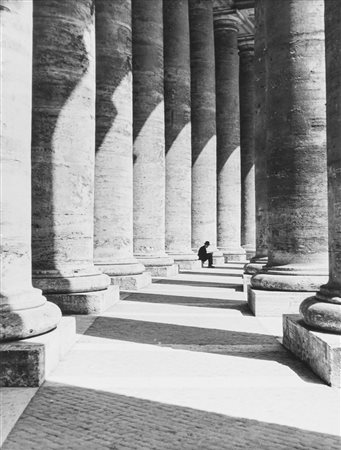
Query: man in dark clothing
[[198, 241, 214, 267]]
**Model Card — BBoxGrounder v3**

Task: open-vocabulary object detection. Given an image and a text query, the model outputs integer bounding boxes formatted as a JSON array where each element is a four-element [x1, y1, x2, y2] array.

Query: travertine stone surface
[[94, 0, 149, 289], [132, 0, 175, 275], [190, 0, 218, 251], [164, 0, 198, 269], [31, 0, 111, 312], [251, 0, 329, 292], [300, 0, 341, 333], [283, 315, 341, 387], [239, 38, 256, 259], [0, 317, 76, 387], [0, 0, 61, 341], [214, 14, 246, 263], [244, 0, 268, 275]]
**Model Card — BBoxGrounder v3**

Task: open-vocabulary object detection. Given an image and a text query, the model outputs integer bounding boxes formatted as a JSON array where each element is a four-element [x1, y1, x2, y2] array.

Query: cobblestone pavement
[[3, 264, 341, 449]]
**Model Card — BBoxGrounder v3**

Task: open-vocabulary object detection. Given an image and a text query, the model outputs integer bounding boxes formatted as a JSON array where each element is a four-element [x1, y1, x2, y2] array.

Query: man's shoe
[[208, 265, 215, 268]]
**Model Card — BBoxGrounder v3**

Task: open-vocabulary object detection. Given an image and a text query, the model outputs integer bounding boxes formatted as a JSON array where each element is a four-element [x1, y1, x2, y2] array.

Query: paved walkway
[[2, 264, 341, 449]]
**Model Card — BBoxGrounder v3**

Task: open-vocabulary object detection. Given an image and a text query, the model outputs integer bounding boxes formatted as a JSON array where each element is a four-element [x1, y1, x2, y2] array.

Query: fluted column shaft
[[189, 0, 218, 251], [251, 0, 329, 292], [239, 38, 256, 259], [0, 0, 61, 340], [215, 16, 246, 262], [245, 0, 269, 274], [94, 0, 148, 288], [31, 0, 111, 312], [300, 0, 341, 333], [164, 0, 199, 269], [132, 0, 176, 276]]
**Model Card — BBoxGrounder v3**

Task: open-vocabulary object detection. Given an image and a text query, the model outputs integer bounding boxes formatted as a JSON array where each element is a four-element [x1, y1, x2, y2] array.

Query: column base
[[283, 314, 341, 388], [244, 257, 268, 275], [167, 252, 202, 270], [46, 285, 120, 314], [176, 259, 202, 270], [220, 247, 247, 263], [251, 265, 328, 291], [0, 317, 76, 387], [135, 255, 178, 277], [0, 299, 62, 342], [146, 264, 179, 277], [33, 269, 110, 294], [110, 272, 152, 290], [247, 286, 311, 316]]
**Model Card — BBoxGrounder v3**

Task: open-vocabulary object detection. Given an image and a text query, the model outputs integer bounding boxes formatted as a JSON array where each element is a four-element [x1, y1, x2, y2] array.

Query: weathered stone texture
[[300, 0, 341, 333], [31, 0, 111, 311], [239, 39, 256, 258], [0, 0, 61, 341], [94, 0, 147, 286], [132, 0, 175, 275], [253, 0, 268, 263], [215, 19, 245, 262], [251, 0, 328, 292], [164, 0, 197, 268], [283, 315, 341, 387], [189, 0, 217, 250]]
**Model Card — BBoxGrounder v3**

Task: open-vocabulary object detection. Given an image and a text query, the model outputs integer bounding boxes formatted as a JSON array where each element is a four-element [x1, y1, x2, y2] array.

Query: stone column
[[214, 12, 246, 262], [245, 0, 269, 275], [164, 0, 200, 270], [0, 0, 61, 341], [283, 1, 341, 388], [94, 0, 151, 289], [31, 0, 117, 314], [249, 0, 329, 316], [239, 37, 256, 260], [300, 0, 341, 334], [189, 0, 223, 263], [132, 0, 177, 276]]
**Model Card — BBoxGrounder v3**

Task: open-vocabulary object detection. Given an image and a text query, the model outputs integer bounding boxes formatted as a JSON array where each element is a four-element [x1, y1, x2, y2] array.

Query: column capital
[[238, 35, 255, 53], [213, 9, 240, 33]]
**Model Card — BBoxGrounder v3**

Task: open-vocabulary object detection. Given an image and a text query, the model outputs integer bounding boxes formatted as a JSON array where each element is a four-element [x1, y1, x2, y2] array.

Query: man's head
[[204, 241, 210, 247]]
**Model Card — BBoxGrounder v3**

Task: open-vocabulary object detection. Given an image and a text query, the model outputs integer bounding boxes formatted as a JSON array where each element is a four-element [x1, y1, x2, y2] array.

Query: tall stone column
[[31, 0, 117, 314], [94, 0, 151, 289], [245, 0, 269, 275], [239, 37, 256, 260], [0, 0, 61, 341], [283, 0, 341, 387], [214, 12, 246, 262], [249, 0, 329, 316], [164, 0, 200, 270], [300, 0, 341, 334], [132, 0, 177, 276], [189, 0, 223, 263]]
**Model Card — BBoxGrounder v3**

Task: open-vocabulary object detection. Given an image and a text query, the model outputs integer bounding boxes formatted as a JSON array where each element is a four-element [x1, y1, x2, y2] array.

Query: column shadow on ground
[[152, 279, 243, 290], [4, 382, 339, 450], [81, 316, 321, 384], [121, 292, 252, 314]]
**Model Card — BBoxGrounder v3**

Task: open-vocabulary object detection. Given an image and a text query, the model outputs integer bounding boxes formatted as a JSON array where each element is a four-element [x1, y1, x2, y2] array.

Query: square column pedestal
[[0, 317, 76, 387], [46, 285, 120, 315], [110, 272, 152, 290], [248, 287, 311, 316], [283, 315, 341, 388]]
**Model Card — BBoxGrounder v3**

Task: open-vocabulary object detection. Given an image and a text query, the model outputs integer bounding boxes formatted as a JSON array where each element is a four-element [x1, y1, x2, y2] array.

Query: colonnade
[[1, 0, 340, 379], [0, 0, 251, 341]]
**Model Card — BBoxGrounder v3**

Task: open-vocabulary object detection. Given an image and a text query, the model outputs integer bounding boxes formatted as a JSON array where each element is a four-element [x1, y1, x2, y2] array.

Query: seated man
[[198, 241, 214, 268]]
